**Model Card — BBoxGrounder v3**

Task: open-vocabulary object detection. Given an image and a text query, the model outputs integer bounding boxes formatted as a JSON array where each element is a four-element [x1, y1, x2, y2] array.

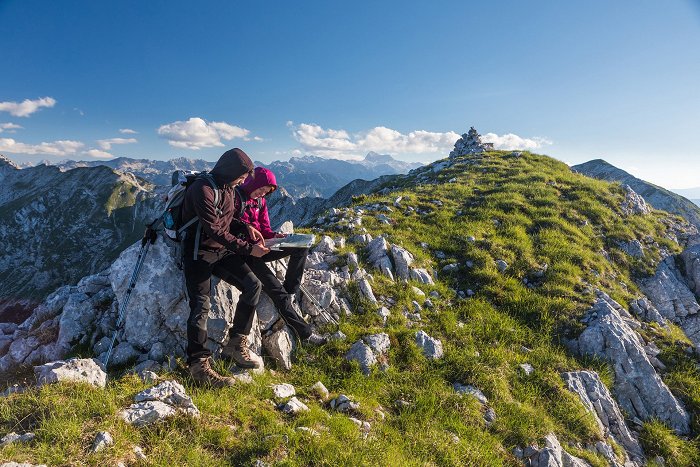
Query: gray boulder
[[90, 431, 114, 453], [621, 185, 651, 216], [34, 358, 107, 388], [345, 340, 377, 375], [524, 433, 591, 467], [0, 432, 36, 447], [415, 331, 443, 360], [390, 244, 414, 281], [366, 236, 394, 280], [572, 292, 690, 434], [120, 380, 199, 427], [562, 370, 644, 465]]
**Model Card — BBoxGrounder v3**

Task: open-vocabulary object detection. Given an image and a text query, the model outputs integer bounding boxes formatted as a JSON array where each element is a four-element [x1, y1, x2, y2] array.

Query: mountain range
[[52, 151, 423, 199]]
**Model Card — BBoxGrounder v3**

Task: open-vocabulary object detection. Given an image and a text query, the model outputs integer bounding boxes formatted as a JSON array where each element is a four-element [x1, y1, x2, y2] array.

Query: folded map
[[265, 233, 316, 250]]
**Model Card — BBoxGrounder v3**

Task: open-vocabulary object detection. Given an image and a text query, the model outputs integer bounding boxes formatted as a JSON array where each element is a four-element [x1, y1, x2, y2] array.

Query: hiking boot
[[221, 334, 262, 369], [189, 357, 236, 388], [305, 332, 328, 346]]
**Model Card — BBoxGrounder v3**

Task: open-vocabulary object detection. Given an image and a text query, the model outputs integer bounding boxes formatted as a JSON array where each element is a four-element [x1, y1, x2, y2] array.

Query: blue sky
[[1, 0, 699, 188]]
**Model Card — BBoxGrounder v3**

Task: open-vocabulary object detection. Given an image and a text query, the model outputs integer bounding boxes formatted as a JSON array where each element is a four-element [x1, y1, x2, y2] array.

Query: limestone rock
[[119, 400, 178, 427], [278, 397, 309, 415], [639, 255, 700, 347], [409, 268, 434, 285], [272, 383, 296, 399], [562, 370, 645, 465], [134, 380, 199, 414], [621, 185, 651, 216], [314, 236, 336, 255], [390, 244, 414, 281], [330, 394, 359, 412], [90, 431, 114, 453], [120, 380, 199, 427], [415, 331, 443, 360], [364, 333, 391, 355], [34, 358, 107, 388], [311, 381, 330, 400], [572, 292, 690, 434], [524, 433, 591, 467], [453, 383, 488, 404], [345, 340, 377, 375], [262, 327, 295, 371], [0, 432, 35, 447], [357, 278, 378, 303], [366, 236, 394, 280]]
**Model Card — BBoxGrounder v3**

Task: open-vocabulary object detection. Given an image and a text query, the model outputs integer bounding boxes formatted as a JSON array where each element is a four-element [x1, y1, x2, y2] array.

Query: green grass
[[2, 150, 698, 465]]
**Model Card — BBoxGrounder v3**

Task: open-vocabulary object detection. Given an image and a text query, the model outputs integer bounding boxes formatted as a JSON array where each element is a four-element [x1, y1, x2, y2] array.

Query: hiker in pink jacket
[[238, 167, 326, 345]]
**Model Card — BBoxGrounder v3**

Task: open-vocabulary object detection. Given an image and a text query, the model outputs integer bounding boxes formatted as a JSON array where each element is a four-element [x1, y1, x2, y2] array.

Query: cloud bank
[[97, 137, 137, 150], [0, 97, 56, 117], [290, 122, 460, 159], [157, 117, 252, 150], [0, 138, 84, 156], [0, 123, 23, 133], [481, 132, 552, 150]]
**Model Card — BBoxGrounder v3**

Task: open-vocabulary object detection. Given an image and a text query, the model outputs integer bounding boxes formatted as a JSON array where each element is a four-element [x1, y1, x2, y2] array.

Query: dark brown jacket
[[181, 148, 255, 255]]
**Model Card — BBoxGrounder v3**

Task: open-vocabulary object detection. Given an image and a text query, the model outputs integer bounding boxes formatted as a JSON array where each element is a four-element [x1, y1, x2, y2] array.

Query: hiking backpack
[[160, 170, 221, 242]]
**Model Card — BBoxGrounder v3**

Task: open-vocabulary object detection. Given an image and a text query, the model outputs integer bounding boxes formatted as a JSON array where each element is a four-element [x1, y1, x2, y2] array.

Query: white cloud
[[481, 132, 552, 150], [119, 128, 138, 134], [290, 122, 460, 158], [0, 123, 23, 133], [97, 137, 138, 150], [84, 149, 114, 159], [0, 97, 56, 117], [157, 117, 251, 150], [0, 138, 84, 156]]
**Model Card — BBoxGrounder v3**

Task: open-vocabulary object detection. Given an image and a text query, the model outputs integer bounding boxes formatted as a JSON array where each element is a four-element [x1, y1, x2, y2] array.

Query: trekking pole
[[102, 227, 157, 368]]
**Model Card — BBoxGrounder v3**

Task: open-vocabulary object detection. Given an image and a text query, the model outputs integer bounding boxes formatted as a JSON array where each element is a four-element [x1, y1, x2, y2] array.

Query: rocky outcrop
[[639, 238, 700, 348], [570, 292, 690, 434], [1, 224, 359, 375], [562, 370, 644, 466], [620, 185, 651, 216], [572, 159, 700, 230]]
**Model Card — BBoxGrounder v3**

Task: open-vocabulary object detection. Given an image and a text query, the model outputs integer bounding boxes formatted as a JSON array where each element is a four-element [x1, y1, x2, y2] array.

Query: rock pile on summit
[[449, 127, 493, 158]]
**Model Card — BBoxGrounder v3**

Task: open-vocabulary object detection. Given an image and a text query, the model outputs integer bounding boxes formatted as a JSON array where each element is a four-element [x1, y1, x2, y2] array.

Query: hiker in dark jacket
[[238, 167, 326, 345], [181, 148, 269, 387]]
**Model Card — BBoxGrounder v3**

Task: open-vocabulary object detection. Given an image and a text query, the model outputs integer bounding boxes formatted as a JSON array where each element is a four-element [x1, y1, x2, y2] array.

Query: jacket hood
[[210, 148, 254, 186], [241, 166, 277, 195]]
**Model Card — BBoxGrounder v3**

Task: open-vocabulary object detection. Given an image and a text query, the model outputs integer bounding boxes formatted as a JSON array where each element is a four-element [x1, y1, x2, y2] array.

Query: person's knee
[[240, 274, 262, 305]]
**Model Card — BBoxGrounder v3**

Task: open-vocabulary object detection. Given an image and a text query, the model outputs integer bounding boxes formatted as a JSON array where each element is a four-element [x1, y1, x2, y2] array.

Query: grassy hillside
[[2, 151, 699, 466]]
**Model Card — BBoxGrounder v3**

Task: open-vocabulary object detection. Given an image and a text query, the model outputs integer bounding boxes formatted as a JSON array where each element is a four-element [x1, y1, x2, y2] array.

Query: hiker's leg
[[281, 247, 309, 295], [213, 255, 262, 336], [182, 250, 215, 364], [261, 247, 309, 295], [247, 257, 312, 339]]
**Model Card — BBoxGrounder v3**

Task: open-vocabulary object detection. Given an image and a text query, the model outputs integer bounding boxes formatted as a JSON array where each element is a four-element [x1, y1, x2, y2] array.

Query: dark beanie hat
[[210, 148, 255, 185]]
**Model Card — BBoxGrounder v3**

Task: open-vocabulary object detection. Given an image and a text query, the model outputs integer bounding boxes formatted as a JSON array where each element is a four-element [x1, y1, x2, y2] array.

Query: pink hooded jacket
[[238, 166, 278, 240]]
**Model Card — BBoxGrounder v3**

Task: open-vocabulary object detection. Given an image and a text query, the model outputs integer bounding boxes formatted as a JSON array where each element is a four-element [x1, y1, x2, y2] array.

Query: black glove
[[142, 226, 158, 246]]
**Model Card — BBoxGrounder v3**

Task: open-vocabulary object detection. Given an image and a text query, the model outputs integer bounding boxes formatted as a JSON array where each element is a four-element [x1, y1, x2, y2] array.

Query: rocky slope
[[4, 141, 700, 465], [0, 156, 159, 318], [572, 159, 700, 230]]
